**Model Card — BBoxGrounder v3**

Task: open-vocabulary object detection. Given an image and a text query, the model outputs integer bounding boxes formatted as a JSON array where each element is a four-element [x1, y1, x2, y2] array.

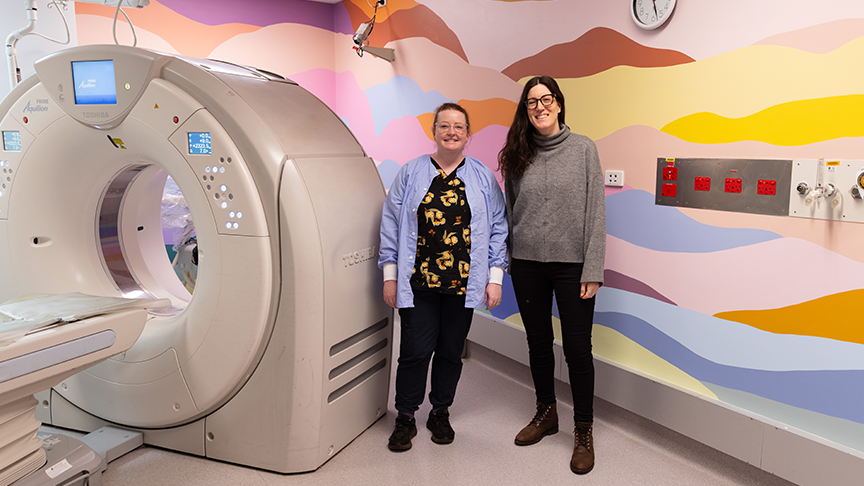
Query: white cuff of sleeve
[[489, 266, 504, 285], [383, 263, 398, 281]]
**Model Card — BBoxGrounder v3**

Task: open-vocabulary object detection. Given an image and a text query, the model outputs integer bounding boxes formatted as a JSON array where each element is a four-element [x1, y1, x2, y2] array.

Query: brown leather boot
[[514, 402, 558, 446], [570, 421, 595, 474]]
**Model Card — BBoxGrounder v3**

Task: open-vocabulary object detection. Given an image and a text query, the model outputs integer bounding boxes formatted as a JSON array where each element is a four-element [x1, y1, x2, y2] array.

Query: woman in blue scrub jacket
[[378, 102, 508, 452]]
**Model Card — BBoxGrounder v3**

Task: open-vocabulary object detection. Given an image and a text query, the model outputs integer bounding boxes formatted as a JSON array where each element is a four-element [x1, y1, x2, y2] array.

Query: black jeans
[[510, 258, 596, 422], [394, 289, 475, 414]]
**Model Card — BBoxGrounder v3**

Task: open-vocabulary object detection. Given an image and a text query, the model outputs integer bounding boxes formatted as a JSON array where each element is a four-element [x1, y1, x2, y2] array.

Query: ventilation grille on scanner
[[326, 318, 389, 404]]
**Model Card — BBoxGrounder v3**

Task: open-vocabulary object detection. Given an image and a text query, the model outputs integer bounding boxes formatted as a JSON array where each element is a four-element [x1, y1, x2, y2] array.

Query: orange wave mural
[[715, 289, 864, 346], [501, 27, 694, 81], [345, 0, 419, 23]]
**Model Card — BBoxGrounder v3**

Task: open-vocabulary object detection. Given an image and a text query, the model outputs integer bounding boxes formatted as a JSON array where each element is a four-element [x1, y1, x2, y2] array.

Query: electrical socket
[[694, 176, 711, 191], [377, 0, 386, 5], [725, 178, 742, 193], [605, 170, 624, 187], [758, 179, 777, 195]]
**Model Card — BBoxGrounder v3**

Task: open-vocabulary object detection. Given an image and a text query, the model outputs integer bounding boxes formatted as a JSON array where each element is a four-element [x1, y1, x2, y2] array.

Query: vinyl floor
[[41, 340, 798, 486]]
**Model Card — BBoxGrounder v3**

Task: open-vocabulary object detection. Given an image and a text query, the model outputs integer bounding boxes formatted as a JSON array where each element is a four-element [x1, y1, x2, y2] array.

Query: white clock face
[[632, 0, 676, 30]]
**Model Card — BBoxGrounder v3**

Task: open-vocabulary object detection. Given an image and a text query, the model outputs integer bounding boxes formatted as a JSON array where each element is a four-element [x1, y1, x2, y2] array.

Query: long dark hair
[[498, 76, 566, 180]]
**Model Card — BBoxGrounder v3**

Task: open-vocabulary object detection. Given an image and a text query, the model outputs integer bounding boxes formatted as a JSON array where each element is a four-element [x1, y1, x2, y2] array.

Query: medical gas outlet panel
[[788, 159, 864, 223], [655, 158, 864, 223]]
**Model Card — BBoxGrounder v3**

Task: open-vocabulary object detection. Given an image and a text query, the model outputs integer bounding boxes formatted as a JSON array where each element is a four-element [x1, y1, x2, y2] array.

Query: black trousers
[[394, 289, 475, 414], [510, 258, 596, 422]]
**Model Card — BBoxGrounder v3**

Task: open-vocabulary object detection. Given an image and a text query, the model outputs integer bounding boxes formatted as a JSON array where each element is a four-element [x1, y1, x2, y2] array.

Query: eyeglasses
[[435, 123, 467, 133], [524, 94, 556, 110]]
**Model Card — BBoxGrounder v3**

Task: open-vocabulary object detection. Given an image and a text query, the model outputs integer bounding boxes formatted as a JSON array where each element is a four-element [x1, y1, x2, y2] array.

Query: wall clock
[[631, 0, 676, 30]]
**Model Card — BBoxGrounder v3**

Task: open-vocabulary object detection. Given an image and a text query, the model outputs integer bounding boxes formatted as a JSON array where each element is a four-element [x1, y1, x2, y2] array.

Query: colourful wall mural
[[74, 0, 864, 454]]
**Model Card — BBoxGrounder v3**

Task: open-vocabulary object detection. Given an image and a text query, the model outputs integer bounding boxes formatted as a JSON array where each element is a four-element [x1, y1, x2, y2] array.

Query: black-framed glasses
[[524, 94, 556, 110]]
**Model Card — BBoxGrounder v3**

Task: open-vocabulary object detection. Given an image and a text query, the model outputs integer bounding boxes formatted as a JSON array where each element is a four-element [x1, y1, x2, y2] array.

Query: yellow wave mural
[[593, 325, 718, 399], [661, 95, 864, 145], [715, 289, 864, 345], [503, 314, 716, 398], [550, 35, 864, 141]]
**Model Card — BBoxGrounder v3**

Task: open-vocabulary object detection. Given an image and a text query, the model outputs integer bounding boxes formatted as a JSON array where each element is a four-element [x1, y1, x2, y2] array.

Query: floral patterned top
[[410, 158, 472, 295]]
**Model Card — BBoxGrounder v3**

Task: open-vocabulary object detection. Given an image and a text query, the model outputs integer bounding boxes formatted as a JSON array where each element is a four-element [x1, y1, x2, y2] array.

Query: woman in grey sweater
[[498, 76, 606, 475]]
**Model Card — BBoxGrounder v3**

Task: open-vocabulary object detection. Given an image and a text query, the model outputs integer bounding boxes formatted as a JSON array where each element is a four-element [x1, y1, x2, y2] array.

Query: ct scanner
[[0, 45, 391, 477]]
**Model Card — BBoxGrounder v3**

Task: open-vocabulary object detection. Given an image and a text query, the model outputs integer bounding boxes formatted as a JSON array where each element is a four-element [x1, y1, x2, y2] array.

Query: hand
[[383, 280, 398, 308], [581, 282, 600, 300], [485, 283, 502, 310]]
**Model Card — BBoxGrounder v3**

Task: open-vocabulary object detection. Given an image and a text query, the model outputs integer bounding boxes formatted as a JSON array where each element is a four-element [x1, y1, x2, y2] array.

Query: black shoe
[[426, 408, 455, 444], [388, 414, 417, 452]]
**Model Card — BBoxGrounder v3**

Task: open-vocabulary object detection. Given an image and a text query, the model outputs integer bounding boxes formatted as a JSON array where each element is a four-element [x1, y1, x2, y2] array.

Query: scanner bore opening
[[96, 163, 198, 313]]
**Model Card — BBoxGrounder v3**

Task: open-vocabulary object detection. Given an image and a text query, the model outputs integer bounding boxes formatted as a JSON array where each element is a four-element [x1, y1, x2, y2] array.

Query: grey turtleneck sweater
[[504, 124, 606, 283]]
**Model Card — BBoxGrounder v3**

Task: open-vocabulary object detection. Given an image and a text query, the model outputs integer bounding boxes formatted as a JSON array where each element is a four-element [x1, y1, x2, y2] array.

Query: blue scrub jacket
[[378, 154, 508, 309]]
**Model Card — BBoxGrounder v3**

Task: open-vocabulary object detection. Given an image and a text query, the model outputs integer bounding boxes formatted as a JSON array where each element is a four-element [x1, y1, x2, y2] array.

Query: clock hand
[[651, 0, 658, 18]]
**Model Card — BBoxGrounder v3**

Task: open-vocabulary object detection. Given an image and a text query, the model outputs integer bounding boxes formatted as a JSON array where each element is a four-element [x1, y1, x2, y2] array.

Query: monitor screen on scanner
[[3, 131, 21, 152], [187, 132, 212, 155], [72, 60, 118, 105]]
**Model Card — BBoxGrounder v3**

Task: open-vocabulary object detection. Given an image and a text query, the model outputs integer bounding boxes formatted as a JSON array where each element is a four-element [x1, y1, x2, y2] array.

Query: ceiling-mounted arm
[[6, 0, 75, 90], [352, 0, 395, 63], [6, 0, 39, 90], [359, 46, 395, 62]]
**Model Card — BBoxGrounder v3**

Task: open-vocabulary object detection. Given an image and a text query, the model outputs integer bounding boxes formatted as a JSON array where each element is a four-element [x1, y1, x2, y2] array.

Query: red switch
[[662, 183, 677, 197]]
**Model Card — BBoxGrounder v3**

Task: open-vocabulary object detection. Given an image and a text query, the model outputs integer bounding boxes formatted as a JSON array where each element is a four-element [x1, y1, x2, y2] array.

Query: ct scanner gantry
[[0, 45, 392, 474]]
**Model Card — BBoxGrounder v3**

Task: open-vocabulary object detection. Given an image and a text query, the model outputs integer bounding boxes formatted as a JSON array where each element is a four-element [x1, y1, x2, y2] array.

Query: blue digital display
[[188, 132, 212, 155], [72, 60, 117, 105], [2, 131, 21, 152]]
